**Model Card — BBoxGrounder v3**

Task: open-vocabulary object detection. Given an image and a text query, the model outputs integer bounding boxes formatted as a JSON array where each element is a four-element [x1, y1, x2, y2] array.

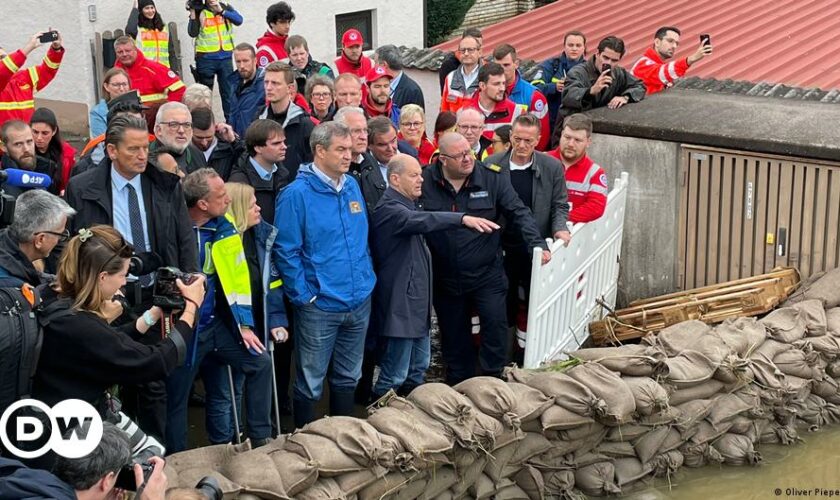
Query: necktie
[[126, 184, 152, 287]]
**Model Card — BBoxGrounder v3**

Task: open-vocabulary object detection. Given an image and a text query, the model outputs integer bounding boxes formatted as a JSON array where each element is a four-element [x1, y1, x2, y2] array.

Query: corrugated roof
[[433, 0, 840, 91]]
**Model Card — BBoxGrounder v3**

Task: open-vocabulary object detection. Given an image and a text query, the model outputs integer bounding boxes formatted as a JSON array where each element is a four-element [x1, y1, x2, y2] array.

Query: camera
[[114, 462, 154, 491], [188, 0, 206, 10], [153, 266, 196, 310], [196, 476, 223, 500]]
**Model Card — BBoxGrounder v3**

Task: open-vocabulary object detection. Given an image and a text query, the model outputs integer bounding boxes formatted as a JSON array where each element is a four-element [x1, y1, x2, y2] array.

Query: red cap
[[365, 65, 393, 84], [342, 29, 364, 47]]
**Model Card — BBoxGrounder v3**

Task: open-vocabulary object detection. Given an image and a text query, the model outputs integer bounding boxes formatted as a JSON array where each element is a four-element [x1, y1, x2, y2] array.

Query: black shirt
[[509, 167, 534, 210]]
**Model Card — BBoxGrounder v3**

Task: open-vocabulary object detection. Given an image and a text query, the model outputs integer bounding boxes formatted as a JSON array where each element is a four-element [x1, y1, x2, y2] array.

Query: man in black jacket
[[254, 61, 314, 178], [355, 116, 398, 215], [555, 35, 646, 146], [420, 132, 550, 384], [191, 106, 246, 180], [229, 119, 290, 225], [370, 153, 497, 398], [0, 120, 59, 196], [151, 102, 207, 175], [375, 45, 425, 110]]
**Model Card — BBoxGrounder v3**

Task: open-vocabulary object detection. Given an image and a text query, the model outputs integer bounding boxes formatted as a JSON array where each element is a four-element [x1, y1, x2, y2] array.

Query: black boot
[[251, 437, 272, 448], [293, 398, 316, 429], [330, 390, 356, 417], [396, 383, 419, 398], [355, 354, 376, 405]]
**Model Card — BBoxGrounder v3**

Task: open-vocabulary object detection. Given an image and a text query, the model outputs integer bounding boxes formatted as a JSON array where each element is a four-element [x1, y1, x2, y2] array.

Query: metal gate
[[678, 145, 840, 290]]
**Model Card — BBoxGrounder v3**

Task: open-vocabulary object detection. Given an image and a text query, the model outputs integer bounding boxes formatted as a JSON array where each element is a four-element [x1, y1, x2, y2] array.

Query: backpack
[[0, 283, 42, 413]]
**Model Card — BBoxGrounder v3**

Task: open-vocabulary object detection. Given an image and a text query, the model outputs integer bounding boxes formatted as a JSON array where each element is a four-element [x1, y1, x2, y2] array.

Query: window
[[335, 10, 374, 55]]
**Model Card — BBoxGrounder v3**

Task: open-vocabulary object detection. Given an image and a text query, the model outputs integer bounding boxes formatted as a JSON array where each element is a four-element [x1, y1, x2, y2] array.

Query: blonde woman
[[398, 104, 436, 165]]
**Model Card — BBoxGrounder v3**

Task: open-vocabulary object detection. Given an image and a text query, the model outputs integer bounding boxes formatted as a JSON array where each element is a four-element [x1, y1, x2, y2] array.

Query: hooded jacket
[[256, 101, 314, 178], [0, 229, 41, 286], [0, 46, 64, 125], [115, 50, 185, 104], [0, 458, 75, 500], [334, 52, 373, 79], [361, 92, 400, 128], [256, 30, 288, 67], [273, 163, 375, 312]]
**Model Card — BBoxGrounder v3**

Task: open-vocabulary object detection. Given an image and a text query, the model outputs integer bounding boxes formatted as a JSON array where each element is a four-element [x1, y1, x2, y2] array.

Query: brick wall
[[459, 0, 536, 31]]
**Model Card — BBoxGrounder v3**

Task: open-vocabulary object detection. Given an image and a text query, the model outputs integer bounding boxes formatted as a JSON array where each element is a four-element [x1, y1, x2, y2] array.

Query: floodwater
[[622, 426, 840, 500]]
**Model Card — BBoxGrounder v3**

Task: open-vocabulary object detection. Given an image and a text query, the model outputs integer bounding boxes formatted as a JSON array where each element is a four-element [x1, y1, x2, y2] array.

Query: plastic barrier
[[522, 172, 630, 368]]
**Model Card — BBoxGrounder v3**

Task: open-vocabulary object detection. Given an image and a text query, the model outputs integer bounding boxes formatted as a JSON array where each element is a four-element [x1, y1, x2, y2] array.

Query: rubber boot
[[355, 353, 376, 405], [396, 383, 418, 398], [329, 389, 356, 417], [292, 398, 316, 430]]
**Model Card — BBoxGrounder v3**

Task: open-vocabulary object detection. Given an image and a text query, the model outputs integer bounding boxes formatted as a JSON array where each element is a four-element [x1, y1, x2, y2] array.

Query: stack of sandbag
[[162, 271, 840, 499]]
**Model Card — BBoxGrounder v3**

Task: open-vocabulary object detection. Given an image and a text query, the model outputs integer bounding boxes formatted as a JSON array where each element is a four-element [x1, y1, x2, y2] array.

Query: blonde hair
[[182, 83, 212, 110], [225, 182, 256, 233], [57, 225, 133, 318], [399, 104, 425, 125]]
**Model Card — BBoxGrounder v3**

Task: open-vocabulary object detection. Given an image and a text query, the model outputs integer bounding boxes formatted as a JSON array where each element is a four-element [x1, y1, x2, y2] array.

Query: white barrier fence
[[522, 172, 630, 368]]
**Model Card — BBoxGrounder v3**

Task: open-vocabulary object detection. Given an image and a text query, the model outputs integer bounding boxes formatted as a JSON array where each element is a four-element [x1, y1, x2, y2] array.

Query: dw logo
[[0, 399, 103, 459]]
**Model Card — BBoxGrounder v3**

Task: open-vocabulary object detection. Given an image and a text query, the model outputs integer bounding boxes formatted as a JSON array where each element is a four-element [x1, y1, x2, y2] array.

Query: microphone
[[0, 168, 52, 189]]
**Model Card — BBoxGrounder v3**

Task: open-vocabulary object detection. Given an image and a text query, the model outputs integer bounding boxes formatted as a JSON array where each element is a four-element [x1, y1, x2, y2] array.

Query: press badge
[[470, 191, 489, 199], [349, 201, 363, 213]]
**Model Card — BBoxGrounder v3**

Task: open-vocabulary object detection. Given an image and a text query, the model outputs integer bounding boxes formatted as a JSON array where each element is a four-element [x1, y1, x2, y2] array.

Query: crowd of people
[[0, 0, 715, 496]]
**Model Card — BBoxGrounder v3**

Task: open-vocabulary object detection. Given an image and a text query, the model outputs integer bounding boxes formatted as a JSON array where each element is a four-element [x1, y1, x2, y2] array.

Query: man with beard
[[334, 29, 373, 79], [227, 43, 265, 137], [0, 120, 59, 196], [255, 62, 314, 178], [465, 62, 521, 152], [548, 113, 607, 223], [631, 26, 713, 95], [334, 73, 363, 109], [362, 66, 399, 127], [150, 101, 206, 175], [191, 106, 244, 180]]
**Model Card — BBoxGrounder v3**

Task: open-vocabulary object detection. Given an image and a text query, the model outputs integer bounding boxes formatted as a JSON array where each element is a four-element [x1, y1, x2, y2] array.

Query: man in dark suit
[[369, 153, 497, 398], [375, 45, 425, 111]]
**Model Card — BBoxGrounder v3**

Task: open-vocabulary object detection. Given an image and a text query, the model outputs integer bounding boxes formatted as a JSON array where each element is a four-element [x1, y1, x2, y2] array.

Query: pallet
[[589, 267, 801, 346]]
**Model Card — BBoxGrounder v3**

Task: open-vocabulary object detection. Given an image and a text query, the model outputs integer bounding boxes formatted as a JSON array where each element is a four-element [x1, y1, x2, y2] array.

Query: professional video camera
[[0, 168, 54, 228]]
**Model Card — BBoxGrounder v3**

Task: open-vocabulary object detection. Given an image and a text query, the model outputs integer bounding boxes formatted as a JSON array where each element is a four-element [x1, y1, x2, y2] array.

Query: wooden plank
[[811, 166, 830, 274], [826, 168, 840, 270], [776, 161, 794, 268], [627, 268, 797, 305], [677, 148, 691, 290], [764, 160, 780, 273], [685, 153, 700, 289], [789, 162, 806, 273], [740, 155, 757, 279], [799, 165, 816, 278], [719, 154, 734, 282], [707, 153, 722, 284], [696, 153, 712, 287], [730, 155, 745, 279], [752, 158, 769, 276]]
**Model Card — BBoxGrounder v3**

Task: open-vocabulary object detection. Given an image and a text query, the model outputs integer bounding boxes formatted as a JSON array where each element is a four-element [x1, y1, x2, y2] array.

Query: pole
[[227, 365, 241, 444]]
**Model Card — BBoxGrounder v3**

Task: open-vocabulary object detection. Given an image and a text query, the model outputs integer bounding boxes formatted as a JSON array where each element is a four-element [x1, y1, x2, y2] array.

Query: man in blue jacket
[[370, 154, 498, 399], [531, 31, 586, 134], [274, 121, 376, 428], [227, 43, 265, 137]]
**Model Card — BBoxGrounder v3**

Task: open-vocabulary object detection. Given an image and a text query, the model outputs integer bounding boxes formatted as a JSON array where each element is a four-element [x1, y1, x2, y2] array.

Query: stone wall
[[458, 0, 535, 31]]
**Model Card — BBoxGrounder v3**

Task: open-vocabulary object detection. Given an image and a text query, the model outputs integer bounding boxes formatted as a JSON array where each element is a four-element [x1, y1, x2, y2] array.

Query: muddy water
[[622, 426, 840, 500]]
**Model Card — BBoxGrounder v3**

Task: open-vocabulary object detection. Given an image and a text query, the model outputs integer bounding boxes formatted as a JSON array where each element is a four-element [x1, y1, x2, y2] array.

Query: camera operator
[[165, 168, 274, 452], [31, 225, 205, 448], [0, 423, 167, 500]]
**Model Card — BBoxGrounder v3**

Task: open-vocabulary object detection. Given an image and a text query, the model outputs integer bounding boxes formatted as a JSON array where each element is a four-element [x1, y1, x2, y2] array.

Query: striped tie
[[126, 184, 152, 287]]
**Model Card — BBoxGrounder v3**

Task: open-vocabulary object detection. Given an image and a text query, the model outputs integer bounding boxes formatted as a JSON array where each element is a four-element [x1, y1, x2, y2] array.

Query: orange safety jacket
[[0, 47, 64, 125]]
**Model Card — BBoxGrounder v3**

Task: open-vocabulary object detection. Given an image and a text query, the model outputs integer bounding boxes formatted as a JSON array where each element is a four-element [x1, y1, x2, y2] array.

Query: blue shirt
[[110, 167, 151, 253], [378, 162, 389, 188], [249, 157, 277, 181], [311, 163, 346, 192], [390, 71, 403, 97]]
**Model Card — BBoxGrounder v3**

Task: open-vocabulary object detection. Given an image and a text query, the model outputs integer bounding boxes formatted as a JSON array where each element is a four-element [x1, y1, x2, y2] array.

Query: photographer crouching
[[31, 225, 205, 463]]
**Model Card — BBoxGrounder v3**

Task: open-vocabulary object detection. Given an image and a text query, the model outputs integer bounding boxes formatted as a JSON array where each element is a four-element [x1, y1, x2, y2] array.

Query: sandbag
[[484, 441, 519, 482], [773, 348, 817, 379], [494, 484, 532, 500], [513, 465, 545, 500], [357, 471, 414, 500], [367, 405, 453, 458], [790, 299, 827, 336], [408, 384, 485, 449], [284, 433, 367, 477], [795, 335, 840, 358], [687, 420, 732, 446], [167, 442, 245, 471], [707, 393, 757, 426], [574, 461, 621, 496], [420, 466, 458, 499], [632, 426, 670, 463], [392, 478, 428, 500], [664, 350, 718, 387], [668, 379, 724, 406], [269, 450, 318, 496], [451, 456, 488, 497], [508, 432, 554, 465], [812, 376, 840, 401], [567, 363, 636, 425], [827, 308, 840, 336], [221, 449, 286, 499], [605, 424, 650, 443], [680, 442, 724, 468], [540, 404, 596, 431], [593, 441, 637, 459], [713, 317, 767, 357], [644, 320, 711, 355], [571, 344, 667, 377], [651, 449, 684, 477], [554, 422, 605, 442], [506, 382, 555, 422], [672, 399, 715, 435], [784, 268, 840, 309], [300, 416, 406, 470], [542, 470, 576, 498], [297, 478, 348, 500], [334, 468, 385, 497], [761, 307, 807, 343], [613, 457, 653, 487], [455, 377, 520, 430], [622, 377, 670, 416], [524, 372, 607, 420], [711, 433, 762, 466]]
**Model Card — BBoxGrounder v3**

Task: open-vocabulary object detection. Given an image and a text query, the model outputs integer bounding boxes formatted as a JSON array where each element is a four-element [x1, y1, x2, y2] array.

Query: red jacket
[[547, 152, 608, 223], [467, 93, 522, 143], [630, 47, 690, 95], [0, 50, 27, 93], [256, 31, 288, 68], [0, 47, 64, 126], [506, 73, 550, 151], [116, 51, 185, 105], [57, 141, 77, 192], [398, 132, 436, 165], [334, 52, 373, 80]]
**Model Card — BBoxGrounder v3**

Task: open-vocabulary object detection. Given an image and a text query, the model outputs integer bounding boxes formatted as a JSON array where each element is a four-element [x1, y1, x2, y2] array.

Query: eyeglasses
[[458, 47, 480, 54], [401, 121, 424, 129], [441, 151, 473, 162], [160, 121, 192, 131], [38, 229, 70, 242], [457, 124, 483, 132], [108, 82, 130, 89], [311, 92, 332, 99]]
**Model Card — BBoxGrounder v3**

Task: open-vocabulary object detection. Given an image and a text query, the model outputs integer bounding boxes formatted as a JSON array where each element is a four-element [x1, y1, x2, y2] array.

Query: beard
[[13, 153, 36, 170]]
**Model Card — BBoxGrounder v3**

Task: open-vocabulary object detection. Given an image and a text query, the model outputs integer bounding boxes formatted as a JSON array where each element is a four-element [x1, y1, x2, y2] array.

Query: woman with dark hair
[[89, 67, 130, 137], [32, 225, 205, 411], [30, 107, 76, 192], [490, 124, 512, 156], [125, 0, 170, 67]]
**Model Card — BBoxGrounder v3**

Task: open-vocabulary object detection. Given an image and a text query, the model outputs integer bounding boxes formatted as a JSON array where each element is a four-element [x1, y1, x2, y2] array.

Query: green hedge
[[426, 0, 477, 46]]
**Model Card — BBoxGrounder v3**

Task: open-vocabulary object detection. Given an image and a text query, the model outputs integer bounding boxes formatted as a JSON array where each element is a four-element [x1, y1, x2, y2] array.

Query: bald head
[[387, 153, 424, 200], [438, 132, 468, 156]]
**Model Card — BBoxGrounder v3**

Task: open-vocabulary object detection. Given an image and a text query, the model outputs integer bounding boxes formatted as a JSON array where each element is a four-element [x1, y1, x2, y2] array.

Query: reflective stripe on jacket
[[0, 47, 63, 125], [138, 27, 170, 68], [195, 10, 234, 53]]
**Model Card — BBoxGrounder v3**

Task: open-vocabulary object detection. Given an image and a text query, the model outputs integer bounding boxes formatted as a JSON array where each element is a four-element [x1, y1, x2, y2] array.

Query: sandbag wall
[[163, 297, 840, 498]]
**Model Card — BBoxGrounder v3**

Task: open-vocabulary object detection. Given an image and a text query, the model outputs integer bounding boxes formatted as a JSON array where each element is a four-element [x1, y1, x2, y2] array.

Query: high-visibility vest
[[138, 27, 170, 68], [195, 10, 234, 54]]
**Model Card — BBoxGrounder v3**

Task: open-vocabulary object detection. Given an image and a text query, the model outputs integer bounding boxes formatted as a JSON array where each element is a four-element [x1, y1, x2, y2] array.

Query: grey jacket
[[485, 150, 570, 241]]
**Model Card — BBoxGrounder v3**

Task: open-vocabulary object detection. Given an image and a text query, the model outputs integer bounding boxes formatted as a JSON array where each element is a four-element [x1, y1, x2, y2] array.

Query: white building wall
[[2, 0, 424, 109]]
